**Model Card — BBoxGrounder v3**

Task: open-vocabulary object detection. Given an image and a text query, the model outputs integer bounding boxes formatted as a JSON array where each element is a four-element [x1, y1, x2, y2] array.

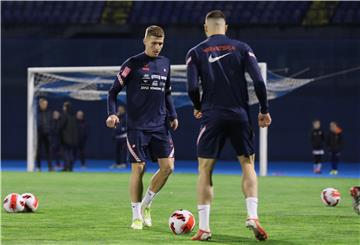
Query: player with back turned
[[186, 10, 271, 241], [106, 25, 178, 230]]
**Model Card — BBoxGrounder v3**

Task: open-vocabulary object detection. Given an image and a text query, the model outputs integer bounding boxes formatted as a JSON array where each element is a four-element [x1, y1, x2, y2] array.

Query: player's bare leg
[[130, 162, 145, 229], [130, 163, 145, 203], [141, 158, 174, 227], [239, 155, 257, 197], [197, 158, 216, 204], [238, 155, 268, 241], [192, 157, 215, 241], [149, 158, 174, 192]]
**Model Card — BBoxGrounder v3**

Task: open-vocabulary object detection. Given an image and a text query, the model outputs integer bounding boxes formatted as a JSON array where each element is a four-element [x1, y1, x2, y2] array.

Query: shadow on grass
[[143, 227, 298, 245], [211, 233, 298, 245]]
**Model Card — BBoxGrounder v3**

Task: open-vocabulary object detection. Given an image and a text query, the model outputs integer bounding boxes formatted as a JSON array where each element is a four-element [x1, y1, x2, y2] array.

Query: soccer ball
[[321, 188, 341, 206], [3, 193, 26, 213], [21, 193, 39, 212], [169, 209, 195, 235]]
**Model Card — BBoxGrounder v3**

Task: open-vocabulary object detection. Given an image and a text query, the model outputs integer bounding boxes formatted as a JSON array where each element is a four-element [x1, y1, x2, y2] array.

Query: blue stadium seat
[[1, 1, 104, 25], [2, 1, 358, 26]]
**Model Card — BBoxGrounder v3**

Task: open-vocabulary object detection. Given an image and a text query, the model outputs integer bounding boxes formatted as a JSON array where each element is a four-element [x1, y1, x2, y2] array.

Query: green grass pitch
[[1, 171, 359, 245]]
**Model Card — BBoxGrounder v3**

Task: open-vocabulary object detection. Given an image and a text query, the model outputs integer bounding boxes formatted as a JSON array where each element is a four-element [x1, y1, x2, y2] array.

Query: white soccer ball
[[3, 193, 26, 213], [321, 188, 341, 206], [169, 209, 195, 235], [21, 193, 39, 212]]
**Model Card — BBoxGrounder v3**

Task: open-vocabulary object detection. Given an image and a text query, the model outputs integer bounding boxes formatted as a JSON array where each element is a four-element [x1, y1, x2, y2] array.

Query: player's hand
[[258, 113, 272, 128], [170, 118, 179, 131], [194, 109, 202, 119], [106, 115, 119, 128]]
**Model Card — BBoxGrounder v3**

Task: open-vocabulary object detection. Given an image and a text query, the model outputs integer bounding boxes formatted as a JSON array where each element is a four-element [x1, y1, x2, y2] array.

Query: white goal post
[[27, 63, 268, 175], [259, 63, 268, 176]]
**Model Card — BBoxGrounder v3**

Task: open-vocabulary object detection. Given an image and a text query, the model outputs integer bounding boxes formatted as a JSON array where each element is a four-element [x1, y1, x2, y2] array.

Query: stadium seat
[[2, 1, 360, 26]]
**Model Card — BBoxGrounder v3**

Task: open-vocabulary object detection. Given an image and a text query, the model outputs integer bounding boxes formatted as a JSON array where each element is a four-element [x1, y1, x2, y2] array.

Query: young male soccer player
[[106, 25, 178, 230], [186, 10, 271, 241]]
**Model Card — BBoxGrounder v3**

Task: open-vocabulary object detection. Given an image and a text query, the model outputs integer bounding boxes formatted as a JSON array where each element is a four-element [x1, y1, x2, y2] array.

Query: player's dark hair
[[312, 118, 320, 123], [63, 101, 72, 113], [206, 10, 226, 21], [145, 25, 164, 38]]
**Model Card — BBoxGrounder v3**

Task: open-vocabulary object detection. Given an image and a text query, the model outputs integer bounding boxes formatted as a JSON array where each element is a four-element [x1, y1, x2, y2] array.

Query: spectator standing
[[36, 98, 53, 171], [327, 121, 343, 175], [310, 119, 325, 174], [76, 110, 88, 169], [51, 110, 62, 170], [59, 101, 78, 172], [110, 105, 128, 169]]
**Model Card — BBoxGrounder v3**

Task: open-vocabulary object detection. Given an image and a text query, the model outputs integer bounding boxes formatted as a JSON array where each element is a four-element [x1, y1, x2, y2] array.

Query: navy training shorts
[[196, 119, 255, 159], [126, 128, 174, 163]]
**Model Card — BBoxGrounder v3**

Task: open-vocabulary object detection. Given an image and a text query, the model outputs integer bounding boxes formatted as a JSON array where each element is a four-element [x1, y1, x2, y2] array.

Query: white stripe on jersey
[[248, 51, 256, 58], [117, 73, 124, 85]]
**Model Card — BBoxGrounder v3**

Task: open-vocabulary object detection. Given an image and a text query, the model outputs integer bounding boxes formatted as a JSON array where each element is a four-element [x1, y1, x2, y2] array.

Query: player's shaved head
[[204, 10, 228, 37], [206, 10, 226, 20]]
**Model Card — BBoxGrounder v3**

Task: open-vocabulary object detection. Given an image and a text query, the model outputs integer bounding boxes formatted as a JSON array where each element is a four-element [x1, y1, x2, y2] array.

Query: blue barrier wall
[[2, 37, 360, 162]]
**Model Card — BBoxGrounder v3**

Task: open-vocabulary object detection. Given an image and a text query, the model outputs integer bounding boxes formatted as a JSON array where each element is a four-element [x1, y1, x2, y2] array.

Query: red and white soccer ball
[[321, 188, 341, 207], [21, 193, 39, 212], [169, 209, 195, 235], [3, 193, 26, 213]]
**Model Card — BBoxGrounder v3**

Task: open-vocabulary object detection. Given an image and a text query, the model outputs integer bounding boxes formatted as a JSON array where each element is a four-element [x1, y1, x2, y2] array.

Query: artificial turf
[[1, 171, 359, 245]]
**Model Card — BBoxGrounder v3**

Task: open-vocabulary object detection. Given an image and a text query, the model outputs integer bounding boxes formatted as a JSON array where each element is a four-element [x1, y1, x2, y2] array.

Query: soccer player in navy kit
[[106, 26, 178, 230], [186, 11, 271, 241]]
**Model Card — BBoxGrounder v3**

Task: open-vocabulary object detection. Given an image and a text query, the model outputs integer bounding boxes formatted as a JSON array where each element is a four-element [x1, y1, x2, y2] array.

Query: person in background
[[327, 121, 343, 175], [76, 110, 88, 169], [310, 119, 325, 174], [59, 101, 78, 172], [36, 97, 53, 172], [51, 110, 62, 170], [110, 105, 128, 169]]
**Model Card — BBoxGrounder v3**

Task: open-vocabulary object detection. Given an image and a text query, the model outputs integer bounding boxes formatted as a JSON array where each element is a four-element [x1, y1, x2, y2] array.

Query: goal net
[[27, 63, 313, 174]]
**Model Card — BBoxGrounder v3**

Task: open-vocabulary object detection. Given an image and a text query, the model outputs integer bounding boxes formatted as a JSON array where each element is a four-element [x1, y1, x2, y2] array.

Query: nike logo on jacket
[[208, 53, 231, 63]]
